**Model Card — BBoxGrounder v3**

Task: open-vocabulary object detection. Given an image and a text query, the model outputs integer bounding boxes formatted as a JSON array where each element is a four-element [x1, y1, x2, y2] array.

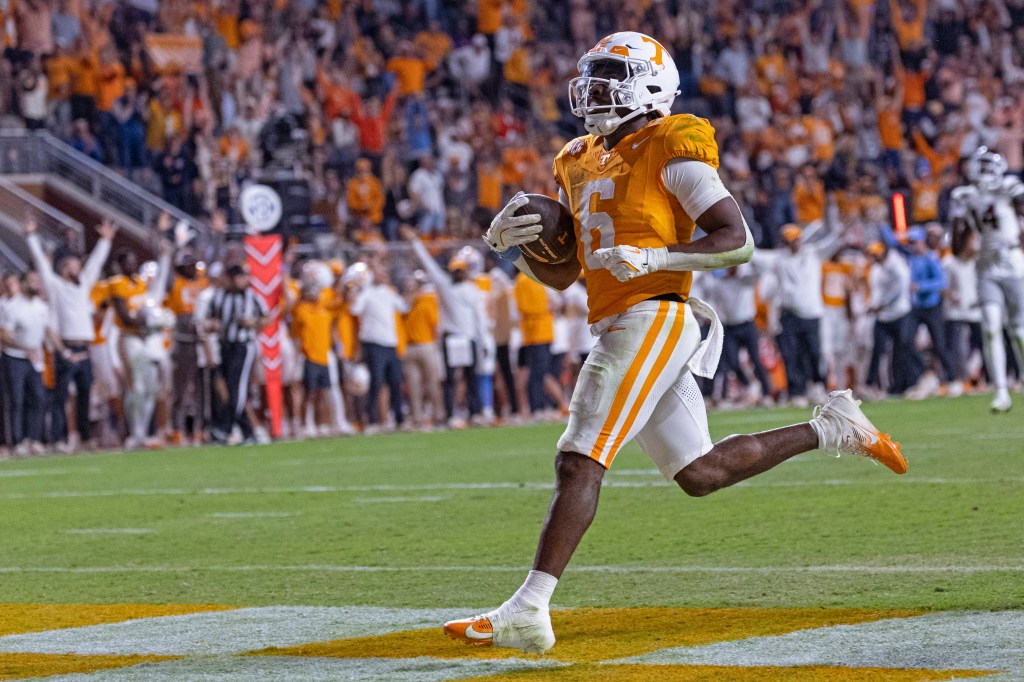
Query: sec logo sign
[[240, 184, 283, 232]]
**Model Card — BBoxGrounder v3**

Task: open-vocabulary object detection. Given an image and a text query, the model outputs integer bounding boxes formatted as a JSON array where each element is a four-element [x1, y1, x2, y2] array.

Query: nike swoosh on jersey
[[606, 325, 626, 332], [464, 623, 493, 640], [632, 138, 649, 149]]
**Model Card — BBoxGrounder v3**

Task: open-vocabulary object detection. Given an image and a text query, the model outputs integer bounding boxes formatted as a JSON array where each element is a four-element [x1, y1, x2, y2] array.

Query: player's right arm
[[484, 192, 581, 291]]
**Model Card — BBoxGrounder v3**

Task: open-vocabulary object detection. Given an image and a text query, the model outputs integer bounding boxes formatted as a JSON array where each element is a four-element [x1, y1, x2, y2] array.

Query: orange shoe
[[444, 604, 555, 654], [443, 615, 494, 646], [812, 389, 907, 474]]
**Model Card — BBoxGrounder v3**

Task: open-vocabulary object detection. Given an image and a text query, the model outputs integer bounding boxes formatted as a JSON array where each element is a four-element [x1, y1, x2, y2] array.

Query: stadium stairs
[[0, 129, 205, 269]]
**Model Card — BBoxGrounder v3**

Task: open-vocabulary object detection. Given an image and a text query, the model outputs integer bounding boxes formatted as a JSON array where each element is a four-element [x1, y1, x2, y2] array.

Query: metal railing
[[0, 129, 205, 236], [0, 176, 83, 239], [0, 177, 86, 273]]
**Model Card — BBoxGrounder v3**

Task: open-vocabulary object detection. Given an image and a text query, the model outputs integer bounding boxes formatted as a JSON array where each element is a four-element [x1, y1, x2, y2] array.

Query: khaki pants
[[403, 342, 444, 425]]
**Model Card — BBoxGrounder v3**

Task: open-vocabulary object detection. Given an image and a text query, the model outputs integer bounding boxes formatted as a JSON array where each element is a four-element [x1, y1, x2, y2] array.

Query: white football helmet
[[341, 261, 373, 288], [569, 32, 680, 137], [455, 245, 484, 276], [966, 147, 1007, 192]]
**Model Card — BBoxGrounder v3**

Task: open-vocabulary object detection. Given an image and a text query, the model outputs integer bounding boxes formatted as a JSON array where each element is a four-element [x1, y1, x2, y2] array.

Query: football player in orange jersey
[[444, 32, 906, 654]]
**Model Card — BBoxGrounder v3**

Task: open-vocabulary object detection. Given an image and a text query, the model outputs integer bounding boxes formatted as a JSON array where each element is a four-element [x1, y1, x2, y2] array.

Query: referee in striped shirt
[[207, 264, 271, 444]]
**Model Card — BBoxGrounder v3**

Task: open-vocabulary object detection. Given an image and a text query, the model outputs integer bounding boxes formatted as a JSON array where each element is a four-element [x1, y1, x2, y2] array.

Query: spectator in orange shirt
[[219, 126, 250, 167], [318, 66, 360, 121], [69, 41, 98, 122], [352, 88, 398, 168], [793, 164, 826, 224], [347, 158, 385, 226], [386, 41, 429, 98], [414, 21, 453, 70]]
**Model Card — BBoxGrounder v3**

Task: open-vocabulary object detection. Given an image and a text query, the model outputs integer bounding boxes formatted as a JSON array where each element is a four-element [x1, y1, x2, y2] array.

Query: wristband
[[497, 245, 523, 261]]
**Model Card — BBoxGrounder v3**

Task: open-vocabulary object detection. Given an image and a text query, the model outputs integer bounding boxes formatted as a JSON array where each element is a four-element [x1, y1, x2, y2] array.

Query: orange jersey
[[291, 297, 335, 366], [166, 275, 208, 316], [821, 261, 854, 309], [335, 300, 357, 361], [514, 273, 554, 345], [405, 292, 439, 345], [105, 274, 148, 330], [553, 114, 720, 324], [90, 281, 110, 345]]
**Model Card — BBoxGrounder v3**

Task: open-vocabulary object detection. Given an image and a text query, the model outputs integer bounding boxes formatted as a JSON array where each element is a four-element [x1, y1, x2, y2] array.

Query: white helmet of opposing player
[[966, 147, 1007, 192], [569, 32, 679, 137]]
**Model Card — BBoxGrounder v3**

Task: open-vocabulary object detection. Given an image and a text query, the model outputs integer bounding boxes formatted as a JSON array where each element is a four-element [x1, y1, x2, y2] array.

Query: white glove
[[484, 192, 542, 256], [595, 246, 668, 282]]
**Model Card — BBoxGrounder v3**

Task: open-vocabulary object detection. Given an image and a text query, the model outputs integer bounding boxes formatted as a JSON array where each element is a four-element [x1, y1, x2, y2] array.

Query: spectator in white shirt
[[26, 218, 115, 450], [408, 155, 446, 237], [710, 264, 774, 404], [752, 223, 840, 403], [19, 65, 48, 130], [865, 241, 915, 395], [0, 271, 62, 455], [404, 227, 489, 427], [448, 35, 492, 99], [348, 264, 410, 431], [942, 234, 986, 387]]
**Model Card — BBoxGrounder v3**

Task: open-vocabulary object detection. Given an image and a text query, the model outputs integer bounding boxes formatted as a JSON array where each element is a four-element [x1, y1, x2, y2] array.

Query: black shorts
[[303, 360, 330, 391]]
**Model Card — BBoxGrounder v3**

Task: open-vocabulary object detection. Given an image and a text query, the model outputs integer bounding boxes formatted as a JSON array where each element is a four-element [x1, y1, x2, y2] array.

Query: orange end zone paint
[[0, 653, 176, 680], [256, 607, 924, 664], [0, 604, 236, 637]]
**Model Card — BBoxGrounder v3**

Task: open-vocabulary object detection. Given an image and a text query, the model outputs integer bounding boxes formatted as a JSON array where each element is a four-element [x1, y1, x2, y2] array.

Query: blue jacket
[[907, 251, 947, 309]]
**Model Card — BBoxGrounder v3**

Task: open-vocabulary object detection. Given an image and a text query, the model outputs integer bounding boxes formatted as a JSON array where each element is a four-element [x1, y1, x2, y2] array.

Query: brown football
[[513, 194, 578, 265]]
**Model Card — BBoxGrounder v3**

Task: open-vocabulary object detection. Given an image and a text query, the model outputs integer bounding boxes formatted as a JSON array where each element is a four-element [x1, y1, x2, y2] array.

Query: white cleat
[[444, 602, 555, 654], [991, 388, 1012, 413], [811, 389, 906, 474]]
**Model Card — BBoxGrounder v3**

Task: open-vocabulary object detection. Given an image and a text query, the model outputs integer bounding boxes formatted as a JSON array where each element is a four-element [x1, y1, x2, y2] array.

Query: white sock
[[809, 417, 827, 450], [508, 570, 558, 609]]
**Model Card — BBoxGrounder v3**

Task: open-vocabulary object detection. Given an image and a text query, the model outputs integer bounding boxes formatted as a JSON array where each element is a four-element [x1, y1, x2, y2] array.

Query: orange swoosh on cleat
[[443, 616, 493, 646], [868, 432, 907, 474]]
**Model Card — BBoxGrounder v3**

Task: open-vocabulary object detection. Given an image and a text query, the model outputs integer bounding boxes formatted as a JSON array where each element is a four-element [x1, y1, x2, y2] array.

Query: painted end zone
[[0, 605, 1015, 680], [261, 607, 923, 663], [0, 604, 235, 637], [0, 653, 174, 680], [459, 664, 994, 681]]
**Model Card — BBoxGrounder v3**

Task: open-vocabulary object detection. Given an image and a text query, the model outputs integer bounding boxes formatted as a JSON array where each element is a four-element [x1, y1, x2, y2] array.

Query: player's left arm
[[596, 159, 753, 282]]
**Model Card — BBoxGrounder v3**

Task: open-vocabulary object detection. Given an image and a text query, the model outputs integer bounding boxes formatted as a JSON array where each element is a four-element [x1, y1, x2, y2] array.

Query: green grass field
[[1, 393, 1021, 612]]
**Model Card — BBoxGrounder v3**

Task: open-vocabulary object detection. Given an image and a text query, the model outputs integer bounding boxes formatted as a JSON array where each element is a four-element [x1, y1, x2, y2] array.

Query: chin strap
[[585, 105, 651, 136]]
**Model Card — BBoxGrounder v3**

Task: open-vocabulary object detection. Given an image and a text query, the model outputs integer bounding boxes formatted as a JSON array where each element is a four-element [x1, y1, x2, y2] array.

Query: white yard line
[[0, 467, 100, 477], [0, 564, 1020, 574], [3, 476, 1022, 501], [64, 529, 155, 535], [206, 512, 300, 518], [353, 496, 447, 503]]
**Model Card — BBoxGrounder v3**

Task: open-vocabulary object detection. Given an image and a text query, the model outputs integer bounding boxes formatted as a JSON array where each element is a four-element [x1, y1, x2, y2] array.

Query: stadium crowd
[[0, 0, 1023, 454]]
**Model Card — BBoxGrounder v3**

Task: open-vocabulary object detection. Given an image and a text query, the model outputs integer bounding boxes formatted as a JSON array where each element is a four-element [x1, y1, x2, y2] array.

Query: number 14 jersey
[[951, 176, 1024, 279]]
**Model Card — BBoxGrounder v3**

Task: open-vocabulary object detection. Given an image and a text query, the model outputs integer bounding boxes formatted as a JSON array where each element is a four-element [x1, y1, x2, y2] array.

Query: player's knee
[[555, 451, 605, 486], [674, 463, 717, 497]]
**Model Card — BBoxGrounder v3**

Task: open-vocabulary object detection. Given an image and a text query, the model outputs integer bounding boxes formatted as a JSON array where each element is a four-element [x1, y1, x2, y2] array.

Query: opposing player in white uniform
[[951, 148, 1024, 412], [443, 32, 907, 655]]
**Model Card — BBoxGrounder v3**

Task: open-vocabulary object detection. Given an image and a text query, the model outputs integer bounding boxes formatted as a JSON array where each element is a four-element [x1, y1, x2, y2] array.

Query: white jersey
[[950, 177, 1024, 279]]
